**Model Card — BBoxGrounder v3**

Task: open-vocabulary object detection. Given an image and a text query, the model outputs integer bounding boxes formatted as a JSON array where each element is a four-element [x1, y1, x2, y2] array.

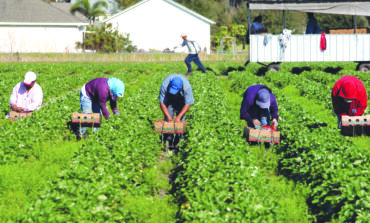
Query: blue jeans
[[79, 92, 101, 136], [185, 54, 206, 73], [164, 103, 185, 144], [164, 104, 186, 122]]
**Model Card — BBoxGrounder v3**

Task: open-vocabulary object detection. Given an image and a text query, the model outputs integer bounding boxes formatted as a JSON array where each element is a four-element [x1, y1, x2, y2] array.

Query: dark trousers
[[247, 109, 271, 128], [185, 54, 206, 72], [164, 103, 185, 144]]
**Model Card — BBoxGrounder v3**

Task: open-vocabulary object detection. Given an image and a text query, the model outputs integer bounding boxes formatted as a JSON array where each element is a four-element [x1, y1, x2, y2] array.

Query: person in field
[[240, 85, 279, 128], [305, 13, 320, 34], [159, 74, 194, 146], [251, 15, 267, 34], [174, 34, 207, 75], [79, 77, 125, 136], [9, 71, 43, 113], [332, 75, 367, 129]]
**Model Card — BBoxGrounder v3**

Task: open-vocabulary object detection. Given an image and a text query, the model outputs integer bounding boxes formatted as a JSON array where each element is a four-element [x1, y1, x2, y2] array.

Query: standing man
[[251, 16, 267, 34], [240, 85, 278, 128], [10, 71, 43, 113], [159, 74, 194, 146], [332, 75, 367, 129], [305, 13, 320, 34], [174, 34, 207, 75], [79, 77, 125, 136]]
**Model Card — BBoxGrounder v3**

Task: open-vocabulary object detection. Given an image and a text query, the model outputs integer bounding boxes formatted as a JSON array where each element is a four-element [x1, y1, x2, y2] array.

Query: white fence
[[250, 34, 370, 62]]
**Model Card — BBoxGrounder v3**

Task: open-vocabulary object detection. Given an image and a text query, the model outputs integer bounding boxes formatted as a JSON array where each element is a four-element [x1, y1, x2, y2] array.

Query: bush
[[76, 23, 137, 53]]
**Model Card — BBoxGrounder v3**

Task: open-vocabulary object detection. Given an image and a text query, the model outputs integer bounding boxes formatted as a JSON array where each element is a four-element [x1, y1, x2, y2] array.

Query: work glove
[[261, 117, 268, 126], [351, 109, 357, 114], [253, 119, 261, 127]]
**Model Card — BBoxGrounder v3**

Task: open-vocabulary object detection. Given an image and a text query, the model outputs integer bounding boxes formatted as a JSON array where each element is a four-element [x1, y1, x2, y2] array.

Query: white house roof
[[0, 0, 88, 26], [102, 0, 215, 25]]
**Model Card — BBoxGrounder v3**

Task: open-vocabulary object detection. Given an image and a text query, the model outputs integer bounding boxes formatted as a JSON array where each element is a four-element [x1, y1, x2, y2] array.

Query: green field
[[0, 61, 369, 222]]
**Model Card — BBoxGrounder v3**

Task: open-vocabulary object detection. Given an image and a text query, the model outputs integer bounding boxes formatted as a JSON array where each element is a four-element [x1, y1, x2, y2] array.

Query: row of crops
[[0, 62, 369, 222]]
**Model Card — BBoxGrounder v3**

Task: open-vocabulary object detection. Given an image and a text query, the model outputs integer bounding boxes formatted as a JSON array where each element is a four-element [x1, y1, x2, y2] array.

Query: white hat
[[24, 71, 36, 85], [180, 33, 187, 37]]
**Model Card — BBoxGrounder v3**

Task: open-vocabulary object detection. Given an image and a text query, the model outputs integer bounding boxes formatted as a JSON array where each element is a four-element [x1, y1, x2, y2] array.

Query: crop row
[[172, 73, 306, 222], [0, 66, 148, 165], [228, 70, 370, 222], [18, 71, 172, 221]]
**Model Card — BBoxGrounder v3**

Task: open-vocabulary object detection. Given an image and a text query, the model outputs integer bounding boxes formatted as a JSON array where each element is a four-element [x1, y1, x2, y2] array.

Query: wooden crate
[[155, 120, 186, 134], [341, 115, 370, 136], [9, 111, 32, 121], [243, 127, 280, 143], [342, 115, 370, 126], [71, 112, 101, 127]]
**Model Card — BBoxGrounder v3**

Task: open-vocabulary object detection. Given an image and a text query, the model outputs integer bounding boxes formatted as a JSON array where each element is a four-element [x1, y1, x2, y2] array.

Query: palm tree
[[70, 0, 108, 23]]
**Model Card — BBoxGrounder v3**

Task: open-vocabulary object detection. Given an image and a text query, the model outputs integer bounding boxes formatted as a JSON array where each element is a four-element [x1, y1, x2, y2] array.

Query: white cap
[[180, 33, 187, 37], [24, 71, 36, 85]]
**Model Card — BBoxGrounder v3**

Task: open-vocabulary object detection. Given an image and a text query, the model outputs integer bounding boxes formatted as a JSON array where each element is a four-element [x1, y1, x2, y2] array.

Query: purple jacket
[[240, 85, 278, 123], [85, 78, 118, 119]]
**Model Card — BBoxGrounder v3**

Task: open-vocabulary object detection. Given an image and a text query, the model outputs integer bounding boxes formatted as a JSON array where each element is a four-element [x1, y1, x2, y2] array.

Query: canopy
[[248, 1, 370, 17]]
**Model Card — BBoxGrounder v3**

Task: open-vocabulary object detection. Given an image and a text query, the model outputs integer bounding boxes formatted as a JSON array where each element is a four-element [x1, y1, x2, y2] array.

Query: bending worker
[[79, 77, 125, 136], [174, 34, 207, 75], [240, 85, 278, 128], [159, 74, 194, 146], [10, 71, 43, 113], [332, 75, 367, 129]]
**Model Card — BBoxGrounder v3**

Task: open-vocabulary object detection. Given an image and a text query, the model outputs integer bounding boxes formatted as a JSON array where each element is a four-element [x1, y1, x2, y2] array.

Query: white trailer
[[246, 0, 370, 72]]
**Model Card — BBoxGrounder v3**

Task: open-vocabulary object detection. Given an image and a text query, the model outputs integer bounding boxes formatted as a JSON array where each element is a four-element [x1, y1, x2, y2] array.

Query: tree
[[315, 14, 369, 33], [114, 0, 141, 9], [70, 0, 108, 23], [76, 23, 137, 53]]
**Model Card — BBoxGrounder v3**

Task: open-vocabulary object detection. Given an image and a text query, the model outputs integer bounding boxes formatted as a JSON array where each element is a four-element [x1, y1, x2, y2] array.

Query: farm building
[[0, 0, 88, 53], [100, 0, 215, 54]]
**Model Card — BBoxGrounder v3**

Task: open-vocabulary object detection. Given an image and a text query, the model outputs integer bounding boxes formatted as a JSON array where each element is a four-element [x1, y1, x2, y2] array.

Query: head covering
[[108, 78, 125, 98], [169, 77, 183, 95], [24, 71, 36, 85], [180, 33, 187, 38], [338, 80, 357, 99], [256, 88, 270, 109]]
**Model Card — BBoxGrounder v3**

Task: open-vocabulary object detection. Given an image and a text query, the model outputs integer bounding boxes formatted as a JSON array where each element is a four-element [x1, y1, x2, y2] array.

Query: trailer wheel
[[358, 63, 370, 72], [267, 64, 281, 72]]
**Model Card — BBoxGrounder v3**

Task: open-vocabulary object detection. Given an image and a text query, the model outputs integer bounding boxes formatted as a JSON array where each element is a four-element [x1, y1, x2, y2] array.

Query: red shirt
[[331, 76, 367, 118]]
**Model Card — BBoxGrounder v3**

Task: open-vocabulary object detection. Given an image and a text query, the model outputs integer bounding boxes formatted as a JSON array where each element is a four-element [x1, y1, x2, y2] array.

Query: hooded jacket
[[332, 76, 367, 118]]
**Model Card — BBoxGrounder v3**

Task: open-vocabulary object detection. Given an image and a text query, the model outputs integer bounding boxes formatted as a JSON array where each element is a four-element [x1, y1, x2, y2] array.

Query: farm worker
[[332, 75, 367, 129], [79, 77, 125, 136], [305, 13, 320, 34], [251, 16, 267, 34], [240, 85, 278, 128], [174, 34, 207, 75], [159, 74, 194, 145], [9, 71, 43, 112]]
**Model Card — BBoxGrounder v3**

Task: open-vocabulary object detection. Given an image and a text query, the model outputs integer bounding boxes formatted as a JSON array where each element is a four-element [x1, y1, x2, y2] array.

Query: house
[[0, 0, 88, 53], [100, 0, 215, 53]]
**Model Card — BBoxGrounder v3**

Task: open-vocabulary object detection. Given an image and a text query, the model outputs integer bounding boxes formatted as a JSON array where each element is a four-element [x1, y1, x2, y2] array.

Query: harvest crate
[[341, 115, 370, 126], [243, 127, 280, 143], [341, 115, 370, 136], [72, 112, 101, 127], [155, 120, 186, 134], [9, 111, 32, 121]]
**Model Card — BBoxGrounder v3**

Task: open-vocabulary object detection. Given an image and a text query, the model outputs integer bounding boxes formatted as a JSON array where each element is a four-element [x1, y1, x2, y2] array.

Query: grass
[[0, 141, 81, 221], [0, 52, 248, 63]]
